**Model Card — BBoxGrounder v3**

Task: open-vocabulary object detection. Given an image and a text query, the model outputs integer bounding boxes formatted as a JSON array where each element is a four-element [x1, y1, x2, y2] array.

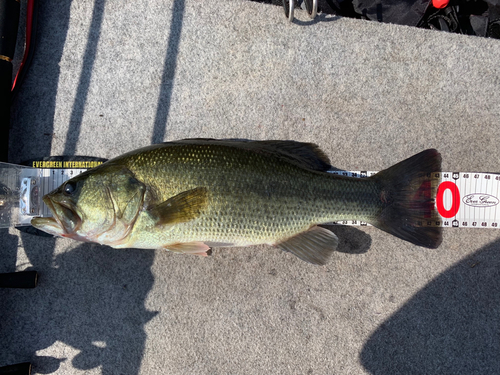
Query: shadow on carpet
[[360, 238, 500, 374]]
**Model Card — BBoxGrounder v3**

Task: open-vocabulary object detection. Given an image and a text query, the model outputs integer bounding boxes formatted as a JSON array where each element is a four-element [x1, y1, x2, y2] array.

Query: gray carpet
[[1, 0, 500, 374]]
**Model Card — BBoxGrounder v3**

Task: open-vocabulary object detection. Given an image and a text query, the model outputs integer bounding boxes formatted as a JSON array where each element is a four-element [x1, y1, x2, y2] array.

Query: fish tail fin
[[369, 149, 442, 249]]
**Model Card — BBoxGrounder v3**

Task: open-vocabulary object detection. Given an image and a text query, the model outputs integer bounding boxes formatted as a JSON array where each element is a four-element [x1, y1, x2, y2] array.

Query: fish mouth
[[30, 216, 63, 236], [33, 196, 82, 236]]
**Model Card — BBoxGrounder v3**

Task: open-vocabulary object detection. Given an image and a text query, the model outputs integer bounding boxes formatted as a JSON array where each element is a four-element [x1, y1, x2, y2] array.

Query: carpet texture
[[1, 0, 500, 374]]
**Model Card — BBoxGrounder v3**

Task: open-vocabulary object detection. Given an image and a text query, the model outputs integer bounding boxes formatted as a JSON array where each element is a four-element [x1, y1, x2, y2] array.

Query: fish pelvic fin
[[165, 242, 212, 256], [370, 149, 442, 249], [276, 226, 339, 265], [149, 187, 208, 226]]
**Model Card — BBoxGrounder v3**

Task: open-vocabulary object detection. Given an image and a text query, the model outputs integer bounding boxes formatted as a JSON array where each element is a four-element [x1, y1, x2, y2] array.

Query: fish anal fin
[[276, 226, 338, 265], [165, 242, 212, 256], [149, 187, 208, 226]]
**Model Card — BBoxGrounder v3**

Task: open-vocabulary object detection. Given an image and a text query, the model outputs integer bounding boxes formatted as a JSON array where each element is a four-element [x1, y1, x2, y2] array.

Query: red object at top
[[432, 0, 449, 9], [12, 0, 35, 91]]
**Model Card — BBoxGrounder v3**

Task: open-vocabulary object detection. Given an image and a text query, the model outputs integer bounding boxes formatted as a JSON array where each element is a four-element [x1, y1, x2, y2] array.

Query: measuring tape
[[2, 161, 499, 229], [330, 170, 500, 228], [434, 172, 500, 228]]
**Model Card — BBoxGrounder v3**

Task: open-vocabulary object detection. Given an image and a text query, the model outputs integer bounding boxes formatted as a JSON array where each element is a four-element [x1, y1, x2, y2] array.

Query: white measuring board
[[436, 172, 500, 228], [11, 163, 500, 229], [329, 170, 500, 228]]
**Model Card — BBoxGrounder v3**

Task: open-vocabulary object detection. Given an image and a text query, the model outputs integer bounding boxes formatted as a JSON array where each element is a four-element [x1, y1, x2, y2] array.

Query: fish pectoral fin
[[149, 187, 208, 226], [165, 242, 212, 256], [276, 226, 339, 265]]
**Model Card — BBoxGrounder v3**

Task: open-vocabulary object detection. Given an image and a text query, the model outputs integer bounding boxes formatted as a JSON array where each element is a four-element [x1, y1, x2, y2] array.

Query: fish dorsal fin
[[174, 139, 332, 172], [255, 140, 332, 171], [276, 226, 338, 265], [149, 187, 208, 226]]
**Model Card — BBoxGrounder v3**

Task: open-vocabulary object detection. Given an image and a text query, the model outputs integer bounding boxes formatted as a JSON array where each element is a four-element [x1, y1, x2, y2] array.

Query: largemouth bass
[[31, 139, 442, 265]]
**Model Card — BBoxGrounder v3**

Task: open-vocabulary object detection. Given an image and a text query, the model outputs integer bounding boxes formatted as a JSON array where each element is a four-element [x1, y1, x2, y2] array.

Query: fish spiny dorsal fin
[[174, 139, 332, 172], [149, 187, 208, 226], [276, 226, 339, 265]]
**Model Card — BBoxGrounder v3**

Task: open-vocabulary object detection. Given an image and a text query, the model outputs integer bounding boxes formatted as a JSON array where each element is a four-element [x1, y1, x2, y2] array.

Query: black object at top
[[0, 0, 20, 60], [251, 0, 500, 38]]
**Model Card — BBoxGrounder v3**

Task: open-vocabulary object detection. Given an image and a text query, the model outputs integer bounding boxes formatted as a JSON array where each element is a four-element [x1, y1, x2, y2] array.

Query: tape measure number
[[435, 172, 500, 228], [329, 170, 500, 229]]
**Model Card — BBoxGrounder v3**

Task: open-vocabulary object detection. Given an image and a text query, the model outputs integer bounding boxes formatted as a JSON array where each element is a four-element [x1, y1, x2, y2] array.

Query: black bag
[[259, 0, 500, 38]]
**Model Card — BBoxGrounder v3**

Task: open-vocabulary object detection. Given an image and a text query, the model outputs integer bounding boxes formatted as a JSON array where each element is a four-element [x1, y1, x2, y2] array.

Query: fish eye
[[63, 181, 76, 196]]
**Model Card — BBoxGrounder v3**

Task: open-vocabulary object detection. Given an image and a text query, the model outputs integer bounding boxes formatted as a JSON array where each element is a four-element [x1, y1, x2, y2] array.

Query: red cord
[[12, 0, 35, 91]]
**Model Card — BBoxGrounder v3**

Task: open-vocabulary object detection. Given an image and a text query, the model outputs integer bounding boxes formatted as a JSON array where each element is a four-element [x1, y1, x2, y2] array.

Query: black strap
[[421, 5, 461, 33]]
